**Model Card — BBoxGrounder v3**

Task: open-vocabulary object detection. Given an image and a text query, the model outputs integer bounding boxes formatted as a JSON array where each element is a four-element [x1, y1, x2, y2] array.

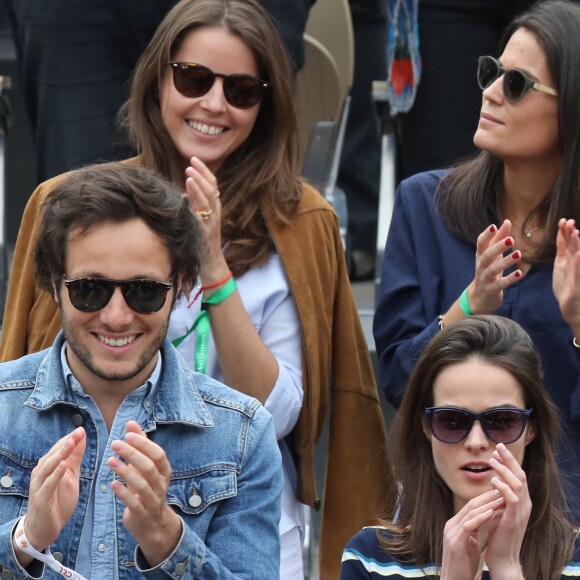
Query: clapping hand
[[466, 220, 523, 315], [185, 157, 228, 282], [484, 443, 530, 578], [108, 421, 182, 568], [441, 443, 530, 580], [553, 218, 580, 340], [22, 427, 86, 552], [440, 488, 504, 580]]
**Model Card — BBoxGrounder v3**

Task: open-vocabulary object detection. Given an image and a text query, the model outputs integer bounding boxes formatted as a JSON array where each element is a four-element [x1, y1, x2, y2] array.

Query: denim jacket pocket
[[166, 467, 237, 515], [0, 450, 34, 520]]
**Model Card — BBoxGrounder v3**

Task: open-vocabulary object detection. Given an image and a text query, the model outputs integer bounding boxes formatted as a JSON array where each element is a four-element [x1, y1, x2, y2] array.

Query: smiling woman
[[160, 26, 264, 174], [342, 315, 580, 579]]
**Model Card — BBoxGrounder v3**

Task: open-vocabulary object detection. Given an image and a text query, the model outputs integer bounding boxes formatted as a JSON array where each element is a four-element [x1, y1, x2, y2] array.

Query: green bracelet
[[459, 288, 473, 317], [202, 276, 237, 306], [170, 277, 237, 350]]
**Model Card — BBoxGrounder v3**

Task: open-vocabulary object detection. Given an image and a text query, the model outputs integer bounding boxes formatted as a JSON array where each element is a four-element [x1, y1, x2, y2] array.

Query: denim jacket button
[[72, 414, 83, 426], [53, 552, 64, 563], [1, 569, 14, 580], [174, 562, 186, 576], [0, 475, 12, 488], [188, 493, 201, 508]]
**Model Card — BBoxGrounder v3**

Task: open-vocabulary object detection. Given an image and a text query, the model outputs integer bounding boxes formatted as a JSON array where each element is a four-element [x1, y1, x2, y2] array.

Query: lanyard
[[171, 277, 237, 373], [15, 516, 88, 580]]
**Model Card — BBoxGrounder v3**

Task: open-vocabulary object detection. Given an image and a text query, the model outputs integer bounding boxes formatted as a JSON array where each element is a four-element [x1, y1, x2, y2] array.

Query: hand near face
[[108, 420, 182, 568], [440, 489, 503, 580], [441, 443, 530, 580], [467, 219, 523, 314], [185, 157, 230, 283], [485, 443, 531, 577], [553, 218, 580, 339], [24, 427, 86, 551]]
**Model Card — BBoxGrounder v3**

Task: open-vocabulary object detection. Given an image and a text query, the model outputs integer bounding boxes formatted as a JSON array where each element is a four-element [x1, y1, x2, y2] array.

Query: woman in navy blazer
[[375, 0, 580, 516]]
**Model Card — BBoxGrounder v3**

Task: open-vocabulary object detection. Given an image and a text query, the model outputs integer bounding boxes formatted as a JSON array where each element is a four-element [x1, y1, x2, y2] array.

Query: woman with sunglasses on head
[[342, 315, 580, 579], [0, 0, 394, 576], [374, 0, 580, 514]]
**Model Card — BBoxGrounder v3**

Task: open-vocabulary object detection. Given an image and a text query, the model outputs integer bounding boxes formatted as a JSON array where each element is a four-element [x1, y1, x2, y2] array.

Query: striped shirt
[[340, 527, 580, 578]]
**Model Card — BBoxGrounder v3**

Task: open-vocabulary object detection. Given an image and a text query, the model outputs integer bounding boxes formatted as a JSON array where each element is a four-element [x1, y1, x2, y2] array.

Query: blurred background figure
[[337, 0, 387, 281]]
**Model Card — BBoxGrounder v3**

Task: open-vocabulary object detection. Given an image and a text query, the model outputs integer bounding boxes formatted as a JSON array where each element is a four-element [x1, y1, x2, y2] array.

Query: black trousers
[[338, 1, 387, 256]]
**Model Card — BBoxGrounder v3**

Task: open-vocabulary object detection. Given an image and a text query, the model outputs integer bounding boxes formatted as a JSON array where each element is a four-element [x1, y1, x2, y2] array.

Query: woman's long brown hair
[[379, 316, 576, 579], [120, 0, 302, 276]]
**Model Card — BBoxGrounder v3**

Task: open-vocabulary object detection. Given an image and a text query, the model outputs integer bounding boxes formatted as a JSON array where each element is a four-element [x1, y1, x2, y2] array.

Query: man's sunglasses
[[63, 277, 173, 314], [168, 62, 270, 109], [424, 406, 533, 444], [477, 55, 558, 104]]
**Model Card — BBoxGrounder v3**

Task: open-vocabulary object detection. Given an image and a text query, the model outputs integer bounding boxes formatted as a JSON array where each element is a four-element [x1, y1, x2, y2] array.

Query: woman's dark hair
[[120, 0, 302, 276], [380, 315, 576, 579], [435, 0, 580, 265], [34, 162, 201, 293]]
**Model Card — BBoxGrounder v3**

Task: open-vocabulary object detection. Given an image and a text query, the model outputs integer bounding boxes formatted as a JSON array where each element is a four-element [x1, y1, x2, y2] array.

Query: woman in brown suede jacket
[[0, 0, 394, 577]]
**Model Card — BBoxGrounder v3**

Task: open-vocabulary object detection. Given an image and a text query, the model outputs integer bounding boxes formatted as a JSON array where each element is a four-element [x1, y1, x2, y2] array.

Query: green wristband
[[202, 276, 237, 306], [170, 277, 237, 350], [459, 288, 473, 317]]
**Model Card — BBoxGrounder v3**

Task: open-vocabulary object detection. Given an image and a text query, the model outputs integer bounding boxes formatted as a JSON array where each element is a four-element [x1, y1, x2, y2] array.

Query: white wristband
[[14, 516, 88, 580]]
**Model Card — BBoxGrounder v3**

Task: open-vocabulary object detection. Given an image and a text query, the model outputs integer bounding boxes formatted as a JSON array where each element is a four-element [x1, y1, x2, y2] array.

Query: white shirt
[[167, 253, 304, 535]]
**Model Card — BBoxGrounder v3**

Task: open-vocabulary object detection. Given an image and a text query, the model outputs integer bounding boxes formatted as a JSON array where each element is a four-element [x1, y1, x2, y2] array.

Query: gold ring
[[198, 209, 213, 221], [214, 190, 221, 198]]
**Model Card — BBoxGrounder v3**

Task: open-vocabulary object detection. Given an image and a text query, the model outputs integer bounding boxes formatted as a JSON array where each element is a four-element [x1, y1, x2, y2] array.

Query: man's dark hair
[[34, 161, 201, 292]]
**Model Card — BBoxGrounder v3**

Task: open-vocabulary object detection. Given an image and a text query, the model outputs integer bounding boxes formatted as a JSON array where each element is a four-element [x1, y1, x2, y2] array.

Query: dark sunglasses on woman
[[424, 406, 534, 444], [168, 62, 270, 109], [477, 55, 558, 104], [63, 277, 173, 314]]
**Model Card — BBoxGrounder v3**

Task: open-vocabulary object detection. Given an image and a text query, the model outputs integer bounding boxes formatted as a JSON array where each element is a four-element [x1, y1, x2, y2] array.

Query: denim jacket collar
[[24, 332, 215, 428]]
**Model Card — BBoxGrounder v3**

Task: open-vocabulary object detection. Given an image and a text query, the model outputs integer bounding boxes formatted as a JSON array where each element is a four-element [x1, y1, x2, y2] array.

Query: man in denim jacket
[[0, 162, 283, 579]]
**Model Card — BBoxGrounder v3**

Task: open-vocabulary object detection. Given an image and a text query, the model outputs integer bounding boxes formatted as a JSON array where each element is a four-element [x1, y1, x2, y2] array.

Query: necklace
[[523, 225, 543, 239]]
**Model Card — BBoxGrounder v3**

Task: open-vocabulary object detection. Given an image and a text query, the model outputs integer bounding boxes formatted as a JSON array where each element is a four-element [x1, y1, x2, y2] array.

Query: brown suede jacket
[[0, 163, 395, 579]]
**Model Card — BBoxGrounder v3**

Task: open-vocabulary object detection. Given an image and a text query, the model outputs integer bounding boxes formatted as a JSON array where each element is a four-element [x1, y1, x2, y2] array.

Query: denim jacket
[[0, 334, 283, 579]]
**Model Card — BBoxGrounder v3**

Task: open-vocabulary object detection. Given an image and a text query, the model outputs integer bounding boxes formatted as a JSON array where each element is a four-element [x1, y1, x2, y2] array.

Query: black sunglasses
[[168, 62, 270, 109], [424, 406, 533, 445], [63, 277, 173, 314], [477, 55, 558, 104]]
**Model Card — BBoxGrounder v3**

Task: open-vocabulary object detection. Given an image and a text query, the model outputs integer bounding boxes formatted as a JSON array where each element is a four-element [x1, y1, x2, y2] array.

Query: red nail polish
[[512, 250, 521, 260], [515, 270, 521, 278], [505, 238, 513, 247], [489, 225, 497, 233]]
